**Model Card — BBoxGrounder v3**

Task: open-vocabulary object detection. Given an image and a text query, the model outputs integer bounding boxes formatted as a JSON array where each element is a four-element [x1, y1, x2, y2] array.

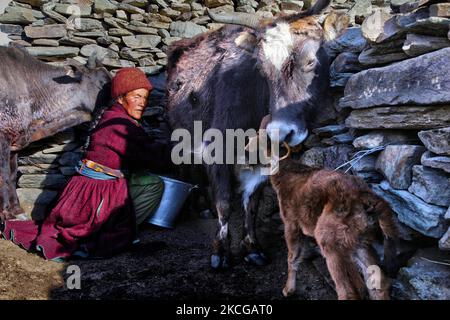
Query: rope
[[334, 145, 387, 173], [334, 139, 421, 172]]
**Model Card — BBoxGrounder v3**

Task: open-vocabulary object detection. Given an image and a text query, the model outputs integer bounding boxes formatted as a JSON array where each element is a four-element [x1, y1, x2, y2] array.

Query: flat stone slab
[[73, 31, 107, 38], [18, 151, 59, 165], [80, 44, 119, 59], [0, 10, 36, 25], [418, 127, 450, 155], [403, 33, 450, 57], [340, 48, 450, 109], [18, 164, 58, 174], [54, 3, 92, 17], [0, 23, 23, 35], [32, 39, 59, 46], [358, 47, 408, 67], [74, 18, 105, 32], [17, 174, 68, 189], [392, 247, 450, 299], [312, 124, 348, 137], [41, 142, 80, 154], [345, 105, 450, 129], [169, 21, 207, 38], [58, 35, 97, 46], [322, 133, 354, 146], [372, 181, 448, 238], [94, 0, 118, 14], [108, 28, 133, 37], [25, 46, 80, 59], [376, 145, 425, 190]]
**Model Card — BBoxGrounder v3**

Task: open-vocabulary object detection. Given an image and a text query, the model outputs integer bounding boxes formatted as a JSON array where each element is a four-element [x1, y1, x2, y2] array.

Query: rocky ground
[[0, 211, 336, 300]]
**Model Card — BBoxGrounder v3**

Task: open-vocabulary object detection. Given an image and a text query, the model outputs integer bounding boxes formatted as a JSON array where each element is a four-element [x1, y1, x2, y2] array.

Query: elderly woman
[[1, 67, 170, 261]]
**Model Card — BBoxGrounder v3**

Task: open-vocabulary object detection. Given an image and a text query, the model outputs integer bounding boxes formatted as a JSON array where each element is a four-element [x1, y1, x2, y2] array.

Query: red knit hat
[[111, 67, 153, 99]]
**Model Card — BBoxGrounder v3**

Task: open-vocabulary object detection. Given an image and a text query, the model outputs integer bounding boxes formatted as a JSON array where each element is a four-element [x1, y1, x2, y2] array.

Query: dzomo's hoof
[[244, 251, 269, 266], [282, 286, 296, 297], [210, 254, 231, 270]]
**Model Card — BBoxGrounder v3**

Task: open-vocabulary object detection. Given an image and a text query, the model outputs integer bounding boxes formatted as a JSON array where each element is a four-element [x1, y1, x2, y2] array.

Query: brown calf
[[270, 158, 398, 300]]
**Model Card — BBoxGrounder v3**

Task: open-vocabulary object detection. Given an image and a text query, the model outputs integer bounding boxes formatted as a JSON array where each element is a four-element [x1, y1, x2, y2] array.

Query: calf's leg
[[320, 246, 364, 300], [315, 211, 365, 300]]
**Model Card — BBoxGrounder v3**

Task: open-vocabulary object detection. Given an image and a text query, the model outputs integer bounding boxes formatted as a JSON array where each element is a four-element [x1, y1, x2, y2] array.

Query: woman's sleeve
[[105, 117, 172, 172]]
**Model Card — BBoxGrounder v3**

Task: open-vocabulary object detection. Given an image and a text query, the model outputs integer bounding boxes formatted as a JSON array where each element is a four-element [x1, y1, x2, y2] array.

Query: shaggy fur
[[270, 158, 398, 300]]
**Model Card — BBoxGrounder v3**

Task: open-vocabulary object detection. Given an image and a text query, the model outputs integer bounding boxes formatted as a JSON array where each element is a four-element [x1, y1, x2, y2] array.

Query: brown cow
[[270, 156, 398, 300]]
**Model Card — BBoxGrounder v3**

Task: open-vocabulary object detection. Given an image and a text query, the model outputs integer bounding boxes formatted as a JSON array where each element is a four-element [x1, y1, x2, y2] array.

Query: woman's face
[[118, 88, 150, 120]]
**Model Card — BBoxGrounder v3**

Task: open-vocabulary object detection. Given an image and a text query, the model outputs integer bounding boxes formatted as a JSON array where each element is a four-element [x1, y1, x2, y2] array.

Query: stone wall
[[315, 0, 450, 247], [0, 0, 327, 73]]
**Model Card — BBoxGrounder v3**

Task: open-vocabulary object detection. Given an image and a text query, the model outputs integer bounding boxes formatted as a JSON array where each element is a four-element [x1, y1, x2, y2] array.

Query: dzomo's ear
[[323, 11, 349, 41]]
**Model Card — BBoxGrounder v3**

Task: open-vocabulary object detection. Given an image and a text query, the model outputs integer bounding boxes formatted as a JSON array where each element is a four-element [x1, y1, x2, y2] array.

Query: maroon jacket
[[85, 103, 170, 172]]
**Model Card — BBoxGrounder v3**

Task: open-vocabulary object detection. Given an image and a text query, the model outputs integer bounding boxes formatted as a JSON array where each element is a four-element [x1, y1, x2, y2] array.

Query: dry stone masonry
[[305, 0, 450, 299], [1, 0, 449, 299]]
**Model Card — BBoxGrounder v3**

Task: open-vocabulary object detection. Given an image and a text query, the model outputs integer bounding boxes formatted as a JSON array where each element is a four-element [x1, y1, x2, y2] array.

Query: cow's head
[[208, 0, 348, 146]]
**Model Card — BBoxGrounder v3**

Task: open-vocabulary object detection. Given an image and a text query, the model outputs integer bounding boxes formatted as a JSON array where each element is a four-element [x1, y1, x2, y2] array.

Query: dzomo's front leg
[[240, 172, 269, 266], [208, 164, 233, 270]]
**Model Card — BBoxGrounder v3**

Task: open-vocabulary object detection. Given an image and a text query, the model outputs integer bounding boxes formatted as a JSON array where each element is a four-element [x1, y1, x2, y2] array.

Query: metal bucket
[[148, 176, 196, 229]]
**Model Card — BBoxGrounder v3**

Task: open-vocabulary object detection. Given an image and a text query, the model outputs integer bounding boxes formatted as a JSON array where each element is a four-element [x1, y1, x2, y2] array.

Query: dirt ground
[[0, 211, 336, 300]]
